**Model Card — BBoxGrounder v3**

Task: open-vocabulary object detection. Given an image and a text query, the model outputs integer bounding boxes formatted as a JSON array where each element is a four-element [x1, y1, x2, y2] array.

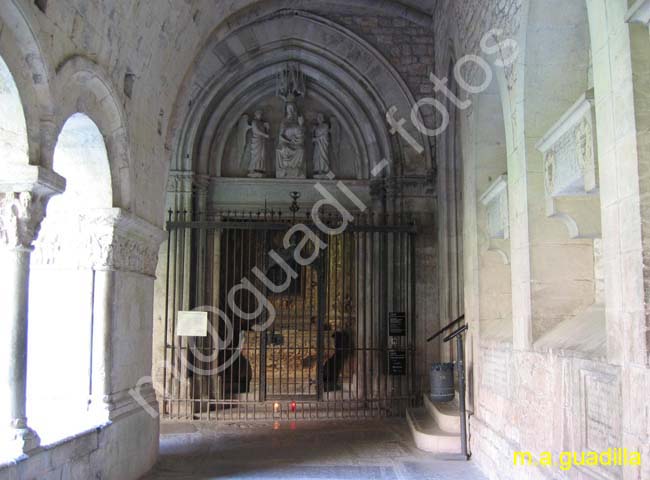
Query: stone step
[[423, 394, 461, 434], [406, 407, 462, 455]]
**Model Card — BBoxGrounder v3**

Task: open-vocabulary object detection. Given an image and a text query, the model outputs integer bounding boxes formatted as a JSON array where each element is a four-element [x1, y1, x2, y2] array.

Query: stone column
[[0, 166, 65, 454]]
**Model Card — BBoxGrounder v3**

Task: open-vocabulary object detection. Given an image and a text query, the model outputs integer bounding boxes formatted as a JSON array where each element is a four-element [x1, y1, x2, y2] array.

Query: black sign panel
[[388, 350, 407, 376], [389, 312, 406, 336]]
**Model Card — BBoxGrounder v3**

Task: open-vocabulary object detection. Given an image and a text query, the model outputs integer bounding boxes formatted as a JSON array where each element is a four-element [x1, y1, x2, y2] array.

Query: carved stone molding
[[0, 165, 66, 250], [536, 90, 601, 239], [33, 208, 164, 277], [479, 175, 510, 264]]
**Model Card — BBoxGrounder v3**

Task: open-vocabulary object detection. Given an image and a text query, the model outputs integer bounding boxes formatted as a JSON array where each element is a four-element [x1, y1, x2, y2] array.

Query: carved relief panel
[[219, 64, 356, 180], [536, 90, 601, 238]]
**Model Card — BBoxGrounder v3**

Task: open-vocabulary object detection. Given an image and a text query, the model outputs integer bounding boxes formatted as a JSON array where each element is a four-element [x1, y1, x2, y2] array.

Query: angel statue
[[276, 102, 306, 179], [236, 110, 270, 178], [312, 113, 340, 179]]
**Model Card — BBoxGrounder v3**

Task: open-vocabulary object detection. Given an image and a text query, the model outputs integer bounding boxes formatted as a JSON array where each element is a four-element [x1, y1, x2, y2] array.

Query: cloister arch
[[53, 56, 133, 211], [522, 0, 604, 348], [27, 113, 113, 445], [0, 0, 54, 167]]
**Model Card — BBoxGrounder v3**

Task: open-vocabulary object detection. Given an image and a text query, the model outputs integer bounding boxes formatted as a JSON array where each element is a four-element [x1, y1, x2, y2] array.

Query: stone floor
[[142, 418, 487, 479]]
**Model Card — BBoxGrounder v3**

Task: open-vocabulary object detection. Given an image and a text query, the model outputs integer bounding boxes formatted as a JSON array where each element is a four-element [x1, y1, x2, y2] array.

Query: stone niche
[[479, 174, 510, 264], [536, 90, 601, 239]]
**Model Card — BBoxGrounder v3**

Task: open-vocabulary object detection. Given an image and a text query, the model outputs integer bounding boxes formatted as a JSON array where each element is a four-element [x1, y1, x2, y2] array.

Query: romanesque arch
[[27, 113, 113, 444], [167, 10, 432, 193], [53, 56, 133, 211], [0, 0, 54, 167]]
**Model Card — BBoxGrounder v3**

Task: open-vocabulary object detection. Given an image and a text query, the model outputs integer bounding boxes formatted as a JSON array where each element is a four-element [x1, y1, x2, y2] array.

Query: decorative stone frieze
[[33, 209, 164, 277], [479, 175, 510, 264], [536, 90, 601, 238]]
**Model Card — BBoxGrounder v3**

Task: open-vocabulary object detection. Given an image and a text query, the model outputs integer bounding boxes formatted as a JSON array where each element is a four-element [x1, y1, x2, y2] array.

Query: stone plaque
[[578, 369, 622, 480], [480, 348, 509, 396], [582, 371, 621, 452], [176, 311, 208, 337]]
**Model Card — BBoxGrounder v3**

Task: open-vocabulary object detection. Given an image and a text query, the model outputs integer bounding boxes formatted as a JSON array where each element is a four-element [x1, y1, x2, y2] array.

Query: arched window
[[27, 113, 112, 444]]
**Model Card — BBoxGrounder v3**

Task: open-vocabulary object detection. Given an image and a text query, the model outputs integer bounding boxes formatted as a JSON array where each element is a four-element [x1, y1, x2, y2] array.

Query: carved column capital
[[0, 165, 66, 251], [0, 192, 48, 250], [33, 208, 164, 277]]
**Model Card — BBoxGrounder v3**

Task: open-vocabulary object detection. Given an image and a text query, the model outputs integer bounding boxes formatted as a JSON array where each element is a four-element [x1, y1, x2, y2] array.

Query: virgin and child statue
[[275, 102, 306, 178]]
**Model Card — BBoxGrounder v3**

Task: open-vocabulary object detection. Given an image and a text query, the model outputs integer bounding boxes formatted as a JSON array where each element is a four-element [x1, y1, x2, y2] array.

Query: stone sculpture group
[[236, 64, 339, 179]]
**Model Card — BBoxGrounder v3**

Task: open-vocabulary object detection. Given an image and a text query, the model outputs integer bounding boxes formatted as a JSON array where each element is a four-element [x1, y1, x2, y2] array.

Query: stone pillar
[[82, 209, 164, 420], [0, 166, 65, 455]]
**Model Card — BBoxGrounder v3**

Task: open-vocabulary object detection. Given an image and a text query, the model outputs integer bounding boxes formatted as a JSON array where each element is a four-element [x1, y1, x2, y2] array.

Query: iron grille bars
[[161, 208, 417, 421]]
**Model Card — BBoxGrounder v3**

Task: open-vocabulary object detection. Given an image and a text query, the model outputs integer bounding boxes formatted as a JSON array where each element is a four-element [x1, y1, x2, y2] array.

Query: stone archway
[[168, 10, 432, 180], [0, 0, 55, 167], [53, 56, 133, 211], [27, 113, 113, 445], [154, 9, 437, 419]]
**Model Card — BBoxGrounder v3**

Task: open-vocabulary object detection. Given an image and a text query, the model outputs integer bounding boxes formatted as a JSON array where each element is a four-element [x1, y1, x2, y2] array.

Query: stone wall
[[329, 15, 435, 98], [0, 409, 158, 480], [433, 1, 650, 479]]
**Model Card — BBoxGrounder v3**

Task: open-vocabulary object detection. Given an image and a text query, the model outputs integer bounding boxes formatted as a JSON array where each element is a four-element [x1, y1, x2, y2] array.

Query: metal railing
[[425, 314, 465, 343], [426, 315, 469, 460], [443, 324, 469, 459]]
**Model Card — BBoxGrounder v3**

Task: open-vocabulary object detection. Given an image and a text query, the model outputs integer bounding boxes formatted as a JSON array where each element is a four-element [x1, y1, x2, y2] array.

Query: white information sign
[[176, 311, 208, 337]]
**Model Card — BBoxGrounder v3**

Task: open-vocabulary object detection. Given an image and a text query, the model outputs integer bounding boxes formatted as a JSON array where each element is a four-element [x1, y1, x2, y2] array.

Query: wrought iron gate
[[161, 208, 416, 420]]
